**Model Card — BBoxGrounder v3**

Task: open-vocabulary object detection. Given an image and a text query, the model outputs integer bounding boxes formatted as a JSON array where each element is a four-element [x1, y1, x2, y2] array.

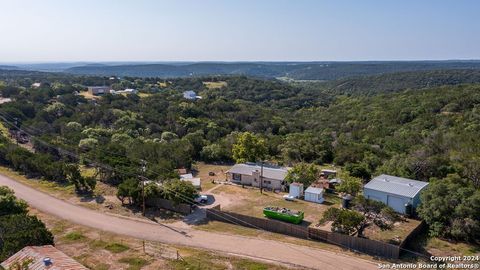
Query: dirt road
[[0, 174, 377, 270]]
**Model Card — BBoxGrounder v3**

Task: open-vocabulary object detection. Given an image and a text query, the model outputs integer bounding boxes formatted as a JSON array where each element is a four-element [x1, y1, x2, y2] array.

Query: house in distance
[[363, 174, 429, 214], [183, 90, 201, 100], [87, 86, 111, 96]]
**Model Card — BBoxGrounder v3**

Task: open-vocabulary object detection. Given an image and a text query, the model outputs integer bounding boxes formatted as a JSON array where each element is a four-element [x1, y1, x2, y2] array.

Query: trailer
[[263, 206, 304, 224]]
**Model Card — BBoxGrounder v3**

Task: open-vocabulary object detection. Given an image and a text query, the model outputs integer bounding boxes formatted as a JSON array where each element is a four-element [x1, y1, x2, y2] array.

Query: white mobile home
[[226, 163, 288, 191]]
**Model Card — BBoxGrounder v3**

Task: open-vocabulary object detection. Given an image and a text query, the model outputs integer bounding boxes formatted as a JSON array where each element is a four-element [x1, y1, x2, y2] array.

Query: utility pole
[[13, 117, 19, 146], [260, 161, 264, 194], [140, 159, 147, 216]]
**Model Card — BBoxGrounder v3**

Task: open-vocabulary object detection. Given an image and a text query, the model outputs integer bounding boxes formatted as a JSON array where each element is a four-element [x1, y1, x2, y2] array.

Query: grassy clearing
[[157, 81, 168, 87], [105, 242, 130, 253], [78, 91, 101, 100], [92, 263, 110, 270], [118, 256, 149, 270], [0, 166, 75, 199], [193, 162, 230, 191], [427, 237, 480, 256], [64, 231, 86, 241], [168, 247, 287, 270], [138, 93, 152, 98], [203, 81, 227, 89]]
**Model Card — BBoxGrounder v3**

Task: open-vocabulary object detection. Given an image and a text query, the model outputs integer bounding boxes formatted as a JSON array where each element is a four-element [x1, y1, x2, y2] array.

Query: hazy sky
[[1, 0, 479, 62]]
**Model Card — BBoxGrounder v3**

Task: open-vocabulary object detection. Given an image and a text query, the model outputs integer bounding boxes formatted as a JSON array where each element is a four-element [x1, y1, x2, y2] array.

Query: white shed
[[180, 173, 201, 189], [289, 182, 304, 198], [304, 186, 324, 204]]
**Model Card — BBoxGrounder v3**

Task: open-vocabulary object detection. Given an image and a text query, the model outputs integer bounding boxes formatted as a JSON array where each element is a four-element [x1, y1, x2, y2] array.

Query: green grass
[[233, 260, 270, 270], [427, 237, 480, 256], [93, 263, 110, 270], [118, 257, 149, 270], [64, 231, 86, 241], [105, 242, 130, 253], [168, 248, 288, 270], [89, 239, 108, 249]]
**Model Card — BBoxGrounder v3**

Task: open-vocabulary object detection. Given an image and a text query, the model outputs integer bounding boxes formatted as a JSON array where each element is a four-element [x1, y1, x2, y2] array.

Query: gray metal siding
[[364, 188, 412, 214]]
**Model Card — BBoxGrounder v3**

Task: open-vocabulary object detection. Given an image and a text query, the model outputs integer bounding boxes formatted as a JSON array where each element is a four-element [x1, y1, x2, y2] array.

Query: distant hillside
[[64, 61, 480, 80], [0, 65, 17, 70], [323, 69, 480, 95]]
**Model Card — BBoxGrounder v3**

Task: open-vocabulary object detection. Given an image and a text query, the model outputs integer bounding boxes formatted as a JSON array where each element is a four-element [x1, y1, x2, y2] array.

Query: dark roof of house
[[364, 174, 429, 198], [1, 245, 88, 270]]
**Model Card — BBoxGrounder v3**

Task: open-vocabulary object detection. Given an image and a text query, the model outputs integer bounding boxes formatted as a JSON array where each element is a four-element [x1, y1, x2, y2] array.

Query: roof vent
[[383, 178, 389, 182], [408, 183, 414, 187], [43, 257, 52, 266]]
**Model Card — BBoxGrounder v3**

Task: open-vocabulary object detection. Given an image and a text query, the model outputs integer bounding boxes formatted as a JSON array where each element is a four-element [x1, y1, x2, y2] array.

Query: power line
[[0, 110, 430, 261], [0, 113, 338, 267]]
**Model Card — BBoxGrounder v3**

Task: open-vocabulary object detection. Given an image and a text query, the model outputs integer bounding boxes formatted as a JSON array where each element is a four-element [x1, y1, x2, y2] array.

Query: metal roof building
[[363, 174, 429, 214]]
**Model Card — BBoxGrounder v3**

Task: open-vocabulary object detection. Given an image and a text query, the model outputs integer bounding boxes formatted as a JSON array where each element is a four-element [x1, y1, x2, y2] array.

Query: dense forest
[[322, 69, 480, 95], [0, 69, 479, 242]]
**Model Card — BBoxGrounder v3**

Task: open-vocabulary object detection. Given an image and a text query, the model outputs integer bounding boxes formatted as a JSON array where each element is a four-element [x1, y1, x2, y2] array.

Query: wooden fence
[[206, 205, 423, 259], [146, 198, 192, 215], [400, 220, 426, 249], [206, 206, 309, 239], [308, 227, 401, 258]]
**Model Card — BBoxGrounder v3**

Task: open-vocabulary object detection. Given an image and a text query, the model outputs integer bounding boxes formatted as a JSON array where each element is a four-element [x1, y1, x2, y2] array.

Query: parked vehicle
[[282, 194, 296, 201], [194, 194, 208, 204], [263, 206, 304, 224]]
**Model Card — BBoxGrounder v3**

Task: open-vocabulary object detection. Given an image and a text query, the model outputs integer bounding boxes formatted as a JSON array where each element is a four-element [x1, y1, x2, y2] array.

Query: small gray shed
[[363, 174, 428, 214]]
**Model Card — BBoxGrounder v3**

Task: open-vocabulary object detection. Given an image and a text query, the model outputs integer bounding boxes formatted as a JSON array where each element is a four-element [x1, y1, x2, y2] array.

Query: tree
[[0, 188, 53, 262], [0, 214, 54, 261], [417, 174, 480, 241], [65, 164, 95, 193], [319, 208, 365, 236], [0, 187, 27, 217], [116, 178, 141, 205], [345, 163, 371, 180], [352, 195, 398, 236], [200, 143, 230, 162], [336, 176, 362, 196], [232, 132, 267, 163], [160, 131, 179, 142], [160, 179, 197, 204], [284, 163, 319, 186], [280, 132, 333, 164]]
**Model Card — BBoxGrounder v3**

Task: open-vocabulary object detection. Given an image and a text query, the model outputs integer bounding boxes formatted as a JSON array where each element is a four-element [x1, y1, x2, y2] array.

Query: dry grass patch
[[78, 91, 101, 100], [203, 81, 227, 89], [426, 237, 480, 256], [193, 162, 230, 191]]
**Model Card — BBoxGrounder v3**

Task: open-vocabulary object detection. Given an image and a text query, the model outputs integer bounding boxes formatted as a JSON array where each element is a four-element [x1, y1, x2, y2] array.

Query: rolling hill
[[63, 61, 480, 80]]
